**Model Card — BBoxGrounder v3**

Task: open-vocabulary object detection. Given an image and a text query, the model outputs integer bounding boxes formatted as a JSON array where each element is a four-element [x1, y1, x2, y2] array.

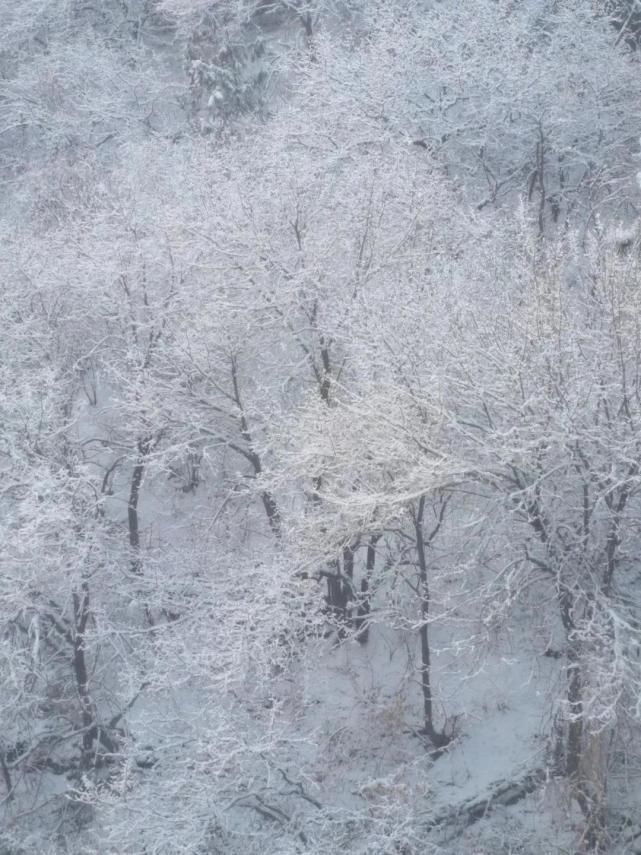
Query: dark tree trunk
[[230, 355, 282, 537], [414, 496, 451, 749], [128, 436, 152, 574], [560, 589, 608, 851], [318, 339, 331, 404], [324, 546, 356, 638], [355, 534, 380, 644], [565, 645, 583, 783], [72, 585, 97, 770], [342, 543, 355, 617], [301, 11, 313, 39], [260, 489, 282, 537]]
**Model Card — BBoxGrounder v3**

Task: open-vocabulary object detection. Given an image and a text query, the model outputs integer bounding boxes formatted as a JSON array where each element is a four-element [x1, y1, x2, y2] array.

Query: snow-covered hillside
[[2, 2, 641, 853]]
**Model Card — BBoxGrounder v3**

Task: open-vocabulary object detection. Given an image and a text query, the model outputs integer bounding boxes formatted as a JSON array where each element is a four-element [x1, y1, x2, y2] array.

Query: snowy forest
[[3, 1, 641, 852]]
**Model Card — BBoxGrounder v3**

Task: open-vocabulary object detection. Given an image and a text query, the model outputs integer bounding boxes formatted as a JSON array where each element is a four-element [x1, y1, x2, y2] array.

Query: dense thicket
[[1, 2, 641, 853]]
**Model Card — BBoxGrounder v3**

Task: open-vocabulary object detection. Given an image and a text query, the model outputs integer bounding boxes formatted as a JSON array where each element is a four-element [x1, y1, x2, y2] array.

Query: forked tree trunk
[[230, 355, 282, 537]]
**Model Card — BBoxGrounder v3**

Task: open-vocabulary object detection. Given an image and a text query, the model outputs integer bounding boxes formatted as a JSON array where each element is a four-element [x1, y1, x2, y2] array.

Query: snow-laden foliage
[[2, 2, 641, 854]]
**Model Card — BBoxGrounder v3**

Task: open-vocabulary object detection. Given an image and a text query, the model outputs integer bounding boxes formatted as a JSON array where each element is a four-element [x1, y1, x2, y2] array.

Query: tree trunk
[[260, 489, 282, 537], [230, 356, 282, 537], [562, 594, 608, 851], [324, 545, 356, 638], [72, 585, 97, 770], [414, 497, 450, 748], [128, 436, 152, 574], [342, 543, 355, 623], [566, 644, 583, 783], [355, 534, 380, 643]]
